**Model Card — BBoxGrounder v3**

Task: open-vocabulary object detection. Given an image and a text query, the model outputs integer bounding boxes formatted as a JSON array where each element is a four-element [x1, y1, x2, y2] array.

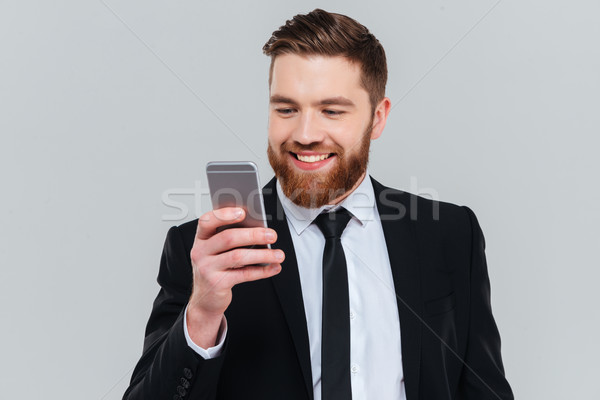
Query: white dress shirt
[[185, 172, 406, 399]]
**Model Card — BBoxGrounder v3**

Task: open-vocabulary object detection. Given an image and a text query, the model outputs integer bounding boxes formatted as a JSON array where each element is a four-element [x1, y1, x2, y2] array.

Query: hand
[[186, 207, 284, 348]]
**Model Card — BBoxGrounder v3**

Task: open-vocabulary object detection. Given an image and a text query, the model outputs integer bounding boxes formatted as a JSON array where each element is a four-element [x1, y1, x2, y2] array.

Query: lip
[[289, 152, 335, 171]]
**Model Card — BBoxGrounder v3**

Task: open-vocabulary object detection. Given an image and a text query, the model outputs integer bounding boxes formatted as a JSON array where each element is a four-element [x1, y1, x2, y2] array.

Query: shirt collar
[[276, 171, 376, 236]]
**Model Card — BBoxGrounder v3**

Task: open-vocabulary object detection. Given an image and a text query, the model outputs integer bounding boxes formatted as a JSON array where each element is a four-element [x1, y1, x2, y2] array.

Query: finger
[[214, 248, 285, 269], [196, 207, 245, 240], [206, 227, 278, 255], [225, 263, 283, 286]]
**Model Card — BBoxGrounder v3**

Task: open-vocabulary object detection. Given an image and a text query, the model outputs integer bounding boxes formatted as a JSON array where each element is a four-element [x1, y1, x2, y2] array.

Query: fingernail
[[275, 251, 284, 261], [234, 208, 244, 218], [265, 230, 275, 241]]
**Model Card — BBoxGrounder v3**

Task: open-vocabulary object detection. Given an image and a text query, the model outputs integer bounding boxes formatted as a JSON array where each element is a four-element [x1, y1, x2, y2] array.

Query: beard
[[267, 126, 372, 209]]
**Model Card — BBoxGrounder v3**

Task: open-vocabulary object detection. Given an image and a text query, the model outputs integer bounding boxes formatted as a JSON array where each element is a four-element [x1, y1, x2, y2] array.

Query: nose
[[291, 111, 325, 145]]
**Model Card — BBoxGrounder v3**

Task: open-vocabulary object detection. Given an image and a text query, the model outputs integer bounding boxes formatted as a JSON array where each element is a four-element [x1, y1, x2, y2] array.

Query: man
[[123, 9, 513, 400]]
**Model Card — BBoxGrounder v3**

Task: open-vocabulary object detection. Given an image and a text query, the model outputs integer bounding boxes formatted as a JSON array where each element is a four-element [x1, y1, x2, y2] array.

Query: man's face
[[267, 54, 386, 208]]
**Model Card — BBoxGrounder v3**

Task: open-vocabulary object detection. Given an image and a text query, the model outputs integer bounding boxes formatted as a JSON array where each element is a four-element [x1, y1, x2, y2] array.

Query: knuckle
[[190, 241, 205, 260], [198, 211, 213, 226], [211, 208, 223, 220], [194, 258, 209, 275], [230, 249, 243, 266], [221, 230, 236, 249], [210, 209, 222, 220], [251, 228, 261, 242], [266, 249, 276, 260], [241, 267, 254, 281], [190, 249, 200, 265]]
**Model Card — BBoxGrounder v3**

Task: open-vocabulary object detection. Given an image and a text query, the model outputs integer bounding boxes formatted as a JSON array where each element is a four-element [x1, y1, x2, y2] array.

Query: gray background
[[1, 0, 598, 398]]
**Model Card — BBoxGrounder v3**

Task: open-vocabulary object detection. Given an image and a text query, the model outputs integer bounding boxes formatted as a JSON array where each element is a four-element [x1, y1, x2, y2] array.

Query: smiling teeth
[[297, 154, 330, 163]]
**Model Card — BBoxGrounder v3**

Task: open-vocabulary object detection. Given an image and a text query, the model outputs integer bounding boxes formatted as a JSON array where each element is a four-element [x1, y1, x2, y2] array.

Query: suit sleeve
[[122, 225, 225, 400], [457, 207, 514, 400]]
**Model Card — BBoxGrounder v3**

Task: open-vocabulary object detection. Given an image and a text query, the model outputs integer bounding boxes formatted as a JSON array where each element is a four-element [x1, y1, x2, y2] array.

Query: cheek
[[268, 116, 292, 144], [267, 125, 283, 151], [328, 122, 364, 148]]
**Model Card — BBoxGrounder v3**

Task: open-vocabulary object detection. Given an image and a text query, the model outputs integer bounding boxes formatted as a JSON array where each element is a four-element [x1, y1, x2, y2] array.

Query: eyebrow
[[270, 94, 355, 108], [319, 96, 355, 107], [270, 95, 298, 106]]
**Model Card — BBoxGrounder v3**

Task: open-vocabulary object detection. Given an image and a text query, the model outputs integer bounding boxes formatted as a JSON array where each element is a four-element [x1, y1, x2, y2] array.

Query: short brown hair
[[263, 9, 387, 112]]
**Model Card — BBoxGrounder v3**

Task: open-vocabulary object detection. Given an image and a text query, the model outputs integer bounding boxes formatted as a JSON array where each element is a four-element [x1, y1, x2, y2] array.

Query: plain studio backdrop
[[1, 1, 598, 398]]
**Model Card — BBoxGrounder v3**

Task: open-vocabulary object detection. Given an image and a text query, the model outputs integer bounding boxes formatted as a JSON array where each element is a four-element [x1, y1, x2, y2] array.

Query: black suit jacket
[[123, 177, 513, 400]]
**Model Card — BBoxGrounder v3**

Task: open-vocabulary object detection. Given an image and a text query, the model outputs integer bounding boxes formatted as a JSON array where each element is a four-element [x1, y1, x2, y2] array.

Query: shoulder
[[370, 176, 480, 245]]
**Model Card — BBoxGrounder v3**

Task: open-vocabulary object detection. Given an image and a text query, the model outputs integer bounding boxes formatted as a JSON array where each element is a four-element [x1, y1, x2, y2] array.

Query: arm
[[457, 207, 514, 399], [122, 226, 225, 400], [123, 208, 283, 400]]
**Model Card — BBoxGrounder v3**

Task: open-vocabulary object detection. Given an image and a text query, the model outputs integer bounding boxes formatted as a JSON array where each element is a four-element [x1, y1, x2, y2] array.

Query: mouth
[[289, 151, 336, 170], [292, 152, 334, 163]]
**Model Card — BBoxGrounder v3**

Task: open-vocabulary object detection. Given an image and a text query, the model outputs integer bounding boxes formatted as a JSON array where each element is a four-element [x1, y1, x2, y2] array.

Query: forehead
[[270, 54, 367, 101]]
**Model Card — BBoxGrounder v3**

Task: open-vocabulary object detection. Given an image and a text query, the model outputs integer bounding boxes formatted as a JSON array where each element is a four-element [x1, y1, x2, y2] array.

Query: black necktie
[[314, 208, 353, 400]]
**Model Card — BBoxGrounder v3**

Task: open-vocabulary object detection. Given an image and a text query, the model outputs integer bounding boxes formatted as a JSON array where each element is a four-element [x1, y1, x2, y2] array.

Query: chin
[[267, 140, 370, 208]]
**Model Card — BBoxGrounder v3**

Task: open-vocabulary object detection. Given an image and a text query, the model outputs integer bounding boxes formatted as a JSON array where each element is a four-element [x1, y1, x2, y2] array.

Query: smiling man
[[124, 9, 513, 400], [266, 53, 385, 209]]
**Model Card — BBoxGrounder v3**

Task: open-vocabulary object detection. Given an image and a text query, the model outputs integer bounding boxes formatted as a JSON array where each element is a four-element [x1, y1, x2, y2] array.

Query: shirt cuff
[[183, 305, 227, 359]]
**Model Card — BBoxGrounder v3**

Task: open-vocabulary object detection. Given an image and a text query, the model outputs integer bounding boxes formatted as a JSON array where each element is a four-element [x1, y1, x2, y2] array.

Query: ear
[[370, 97, 391, 140]]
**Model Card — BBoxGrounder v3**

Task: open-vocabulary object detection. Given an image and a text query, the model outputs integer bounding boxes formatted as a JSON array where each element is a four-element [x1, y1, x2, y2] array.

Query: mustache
[[280, 142, 344, 155]]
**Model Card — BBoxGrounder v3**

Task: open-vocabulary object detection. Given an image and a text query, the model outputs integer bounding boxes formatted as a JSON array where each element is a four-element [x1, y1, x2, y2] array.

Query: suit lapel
[[263, 178, 314, 400], [372, 177, 422, 400]]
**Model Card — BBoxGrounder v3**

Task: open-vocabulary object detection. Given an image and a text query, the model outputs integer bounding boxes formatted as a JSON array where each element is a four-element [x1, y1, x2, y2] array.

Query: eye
[[275, 108, 296, 115], [323, 109, 344, 116]]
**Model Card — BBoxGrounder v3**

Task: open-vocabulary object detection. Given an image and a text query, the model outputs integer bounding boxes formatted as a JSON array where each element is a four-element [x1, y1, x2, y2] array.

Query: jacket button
[[177, 386, 187, 396], [183, 368, 193, 379], [180, 378, 190, 389]]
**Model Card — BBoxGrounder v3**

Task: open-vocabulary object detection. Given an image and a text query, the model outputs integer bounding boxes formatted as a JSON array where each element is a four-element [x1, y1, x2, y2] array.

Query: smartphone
[[206, 161, 270, 250]]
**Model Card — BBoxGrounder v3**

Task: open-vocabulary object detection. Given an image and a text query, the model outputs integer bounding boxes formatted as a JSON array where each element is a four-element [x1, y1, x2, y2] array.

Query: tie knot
[[314, 208, 352, 239]]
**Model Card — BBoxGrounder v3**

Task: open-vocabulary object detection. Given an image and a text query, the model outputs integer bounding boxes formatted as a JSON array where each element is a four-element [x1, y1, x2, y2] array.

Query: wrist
[[186, 304, 224, 349]]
